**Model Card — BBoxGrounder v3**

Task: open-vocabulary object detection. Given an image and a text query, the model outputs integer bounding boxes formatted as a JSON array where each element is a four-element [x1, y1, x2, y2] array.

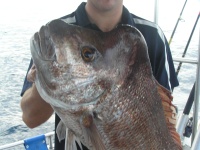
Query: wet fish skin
[[29, 19, 181, 150]]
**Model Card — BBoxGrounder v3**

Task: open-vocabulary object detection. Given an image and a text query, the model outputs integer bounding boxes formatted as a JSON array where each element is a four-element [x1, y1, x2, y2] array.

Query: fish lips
[[31, 25, 56, 62]]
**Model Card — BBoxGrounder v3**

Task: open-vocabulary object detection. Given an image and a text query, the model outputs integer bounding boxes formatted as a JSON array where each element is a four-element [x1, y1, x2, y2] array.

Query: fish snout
[[31, 26, 56, 61]]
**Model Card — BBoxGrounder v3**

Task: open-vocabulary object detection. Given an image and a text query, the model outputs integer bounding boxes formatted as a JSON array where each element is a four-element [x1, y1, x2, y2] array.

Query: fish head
[[30, 19, 149, 109]]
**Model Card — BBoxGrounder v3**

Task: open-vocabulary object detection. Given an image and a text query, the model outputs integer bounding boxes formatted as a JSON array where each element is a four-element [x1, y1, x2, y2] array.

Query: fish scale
[[29, 19, 182, 150]]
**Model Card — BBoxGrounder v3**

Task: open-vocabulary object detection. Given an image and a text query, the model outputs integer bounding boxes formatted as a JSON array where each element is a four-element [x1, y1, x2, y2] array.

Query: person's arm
[[20, 59, 54, 128], [20, 83, 54, 128]]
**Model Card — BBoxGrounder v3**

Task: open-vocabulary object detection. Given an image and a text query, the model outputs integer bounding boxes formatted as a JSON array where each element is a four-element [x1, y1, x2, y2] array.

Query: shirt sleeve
[[162, 36, 179, 91], [20, 59, 33, 96]]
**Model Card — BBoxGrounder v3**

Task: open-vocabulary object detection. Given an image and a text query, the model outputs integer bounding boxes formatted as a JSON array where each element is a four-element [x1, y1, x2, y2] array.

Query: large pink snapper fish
[[28, 19, 182, 150]]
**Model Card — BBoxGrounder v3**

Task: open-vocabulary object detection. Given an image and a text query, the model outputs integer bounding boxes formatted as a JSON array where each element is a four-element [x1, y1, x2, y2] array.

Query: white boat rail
[[176, 29, 200, 150], [0, 132, 54, 150], [173, 57, 198, 64], [191, 30, 200, 148]]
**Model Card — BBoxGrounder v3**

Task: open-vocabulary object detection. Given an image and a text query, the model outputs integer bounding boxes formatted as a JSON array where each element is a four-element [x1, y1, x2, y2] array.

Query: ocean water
[[0, 0, 199, 148]]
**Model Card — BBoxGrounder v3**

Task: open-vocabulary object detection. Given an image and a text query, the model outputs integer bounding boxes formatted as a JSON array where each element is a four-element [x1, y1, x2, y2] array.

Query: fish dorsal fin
[[56, 121, 66, 142], [81, 113, 106, 150], [157, 83, 182, 150]]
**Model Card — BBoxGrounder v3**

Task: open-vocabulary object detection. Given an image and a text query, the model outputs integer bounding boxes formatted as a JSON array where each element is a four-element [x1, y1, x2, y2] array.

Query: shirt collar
[[120, 6, 135, 26], [75, 2, 135, 30], [75, 2, 92, 27]]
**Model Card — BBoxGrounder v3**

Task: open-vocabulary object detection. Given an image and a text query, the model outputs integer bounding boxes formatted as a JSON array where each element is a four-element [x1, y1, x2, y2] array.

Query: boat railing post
[[191, 26, 200, 145], [176, 114, 189, 141], [48, 134, 53, 150], [44, 132, 54, 150], [154, 0, 159, 24], [191, 124, 200, 150]]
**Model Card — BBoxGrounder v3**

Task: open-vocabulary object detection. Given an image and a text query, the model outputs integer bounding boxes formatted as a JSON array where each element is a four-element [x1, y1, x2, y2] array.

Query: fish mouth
[[31, 26, 56, 62]]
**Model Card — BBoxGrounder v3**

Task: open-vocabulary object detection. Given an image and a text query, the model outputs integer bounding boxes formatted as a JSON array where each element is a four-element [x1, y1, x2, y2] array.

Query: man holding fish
[[20, 0, 180, 149]]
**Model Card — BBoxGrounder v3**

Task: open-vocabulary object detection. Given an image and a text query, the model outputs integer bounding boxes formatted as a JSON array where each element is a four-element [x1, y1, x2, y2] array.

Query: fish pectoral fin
[[57, 122, 82, 150], [82, 114, 106, 150], [56, 121, 66, 142], [65, 129, 83, 150]]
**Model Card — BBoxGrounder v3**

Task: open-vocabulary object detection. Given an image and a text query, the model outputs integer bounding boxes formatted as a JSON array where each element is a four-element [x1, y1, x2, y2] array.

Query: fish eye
[[81, 46, 96, 62]]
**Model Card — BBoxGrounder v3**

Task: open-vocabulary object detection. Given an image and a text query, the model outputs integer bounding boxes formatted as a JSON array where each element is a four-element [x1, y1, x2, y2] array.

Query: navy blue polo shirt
[[21, 2, 179, 150]]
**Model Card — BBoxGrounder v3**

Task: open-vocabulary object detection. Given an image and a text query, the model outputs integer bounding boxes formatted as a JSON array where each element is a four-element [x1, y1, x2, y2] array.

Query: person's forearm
[[20, 83, 54, 128]]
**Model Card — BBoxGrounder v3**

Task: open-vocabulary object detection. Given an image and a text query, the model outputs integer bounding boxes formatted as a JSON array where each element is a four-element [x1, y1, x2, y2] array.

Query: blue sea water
[[0, 0, 199, 148]]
